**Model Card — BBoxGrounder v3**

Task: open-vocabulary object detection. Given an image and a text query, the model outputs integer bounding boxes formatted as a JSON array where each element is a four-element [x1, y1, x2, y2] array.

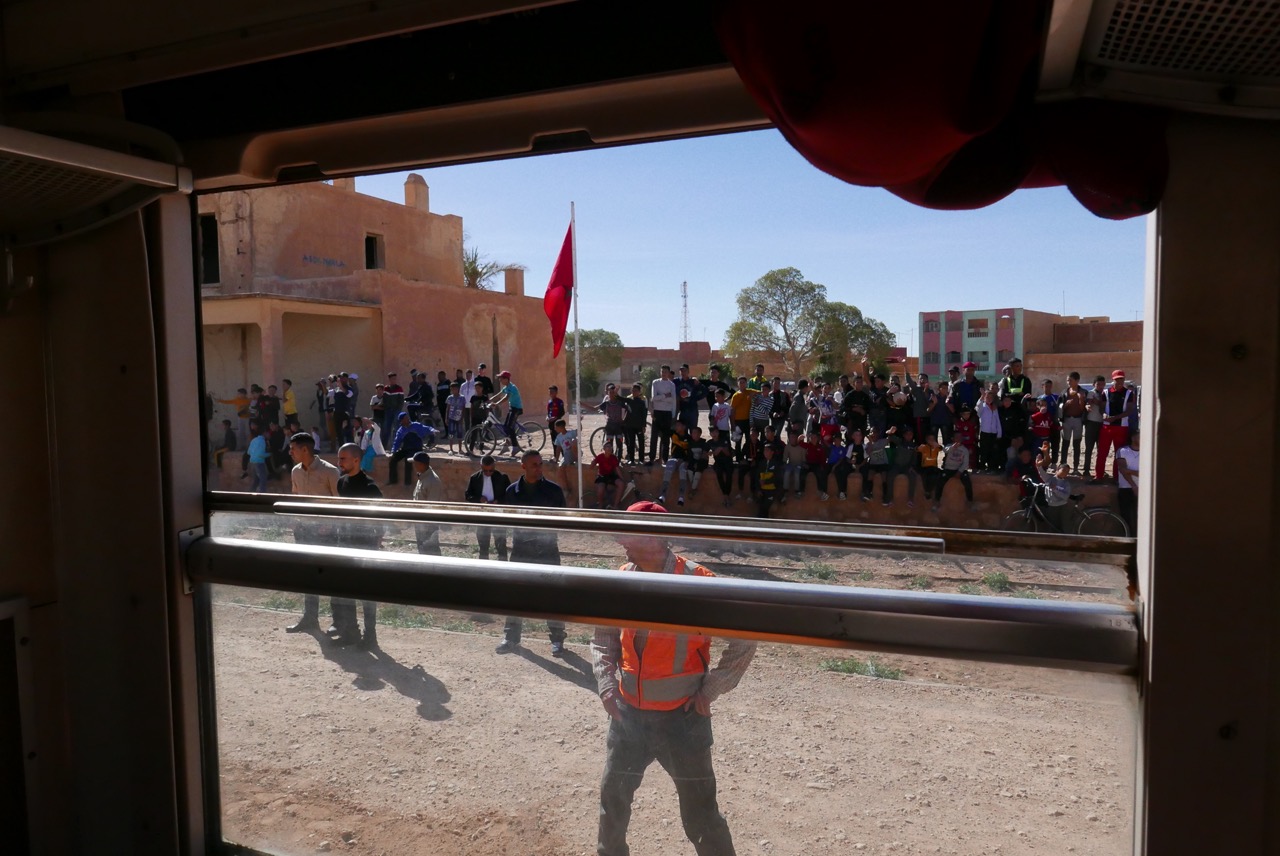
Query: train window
[[197, 129, 1144, 854], [193, 507, 1136, 855]]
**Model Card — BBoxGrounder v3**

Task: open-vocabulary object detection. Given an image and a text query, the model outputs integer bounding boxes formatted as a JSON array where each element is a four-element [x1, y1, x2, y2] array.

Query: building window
[[997, 349, 1015, 364], [923, 320, 941, 333], [997, 315, 1014, 330], [967, 350, 990, 372], [365, 234, 385, 269], [945, 350, 962, 365], [199, 214, 220, 284], [944, 319, 962, 332], [924, 351, 941, 365], [966, 318, 989, 338]]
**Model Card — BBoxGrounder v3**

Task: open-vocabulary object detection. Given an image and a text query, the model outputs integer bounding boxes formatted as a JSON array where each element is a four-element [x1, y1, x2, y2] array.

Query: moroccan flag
[[543, 223, 574, 357]]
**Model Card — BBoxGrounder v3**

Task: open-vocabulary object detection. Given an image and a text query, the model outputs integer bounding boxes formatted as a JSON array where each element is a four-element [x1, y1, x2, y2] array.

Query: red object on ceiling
[[714, 1, 1165, 220]]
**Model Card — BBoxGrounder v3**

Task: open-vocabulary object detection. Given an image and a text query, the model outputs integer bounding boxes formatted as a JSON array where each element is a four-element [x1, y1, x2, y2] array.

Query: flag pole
[[571, 202, 584, 509]]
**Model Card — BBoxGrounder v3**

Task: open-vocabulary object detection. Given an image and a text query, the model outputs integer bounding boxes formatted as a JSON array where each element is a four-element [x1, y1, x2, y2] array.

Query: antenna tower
[[680, 281, 689, 343]]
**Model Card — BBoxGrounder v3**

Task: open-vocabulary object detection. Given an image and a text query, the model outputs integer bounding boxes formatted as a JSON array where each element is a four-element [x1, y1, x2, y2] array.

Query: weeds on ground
[[981, 572, 1012, 592], [856, 570, 875, 582], [798, 561, 838, 583], [1012, 589, 1042, 599], [957, 584, 983, 595], [906, 575, 932, 591], [570, 632, 594, 645], [261, 592, 301, 611], [820, 656, 904, 680]]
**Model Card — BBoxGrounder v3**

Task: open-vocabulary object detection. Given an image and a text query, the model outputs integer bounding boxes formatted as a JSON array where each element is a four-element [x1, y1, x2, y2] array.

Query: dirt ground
[[211, 523, 1136, 856]]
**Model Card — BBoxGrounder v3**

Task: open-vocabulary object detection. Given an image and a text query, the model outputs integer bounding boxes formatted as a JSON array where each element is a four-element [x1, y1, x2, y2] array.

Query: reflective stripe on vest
[[618, 556, 714, 711]]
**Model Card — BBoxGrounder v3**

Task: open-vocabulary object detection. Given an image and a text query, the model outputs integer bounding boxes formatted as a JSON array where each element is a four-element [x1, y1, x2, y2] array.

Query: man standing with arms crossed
[[284, 432, 341, 636], [592, 500, 756, 856]]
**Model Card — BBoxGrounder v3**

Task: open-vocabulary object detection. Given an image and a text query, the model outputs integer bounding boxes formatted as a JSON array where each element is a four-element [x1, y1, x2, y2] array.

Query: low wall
[[212, 451, 1122, 531]]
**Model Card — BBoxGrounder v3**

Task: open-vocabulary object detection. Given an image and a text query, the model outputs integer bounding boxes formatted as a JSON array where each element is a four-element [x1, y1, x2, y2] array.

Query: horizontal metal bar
[[206, 490, 1135, 568], [186, 536, 1139, 674]]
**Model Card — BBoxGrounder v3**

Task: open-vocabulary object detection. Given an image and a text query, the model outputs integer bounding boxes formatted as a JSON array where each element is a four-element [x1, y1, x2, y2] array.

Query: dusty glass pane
[[207, 510, 1134, 854]]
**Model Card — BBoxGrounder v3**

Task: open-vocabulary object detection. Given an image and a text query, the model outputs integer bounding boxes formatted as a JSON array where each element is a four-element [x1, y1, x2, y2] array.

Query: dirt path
[[214, 599, 1135, 856]]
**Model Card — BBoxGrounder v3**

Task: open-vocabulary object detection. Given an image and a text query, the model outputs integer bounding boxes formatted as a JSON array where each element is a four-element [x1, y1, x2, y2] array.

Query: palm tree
[[462, 243, 525, 290]]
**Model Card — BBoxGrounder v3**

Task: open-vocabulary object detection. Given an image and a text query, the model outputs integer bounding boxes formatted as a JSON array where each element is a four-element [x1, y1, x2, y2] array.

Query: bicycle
[[597, 464, 650, 509], [463, 404, 547, 456], [587, 424, 628, 459], [1002, 478, 1129, 537]]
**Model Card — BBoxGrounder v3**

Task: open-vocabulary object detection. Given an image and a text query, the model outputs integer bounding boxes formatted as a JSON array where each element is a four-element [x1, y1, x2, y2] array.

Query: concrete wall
[[1024, 351, 1143, 385], [197, 178, 463, 293], [203, 323, 262, 406], [1020, 309, 1061, 356]]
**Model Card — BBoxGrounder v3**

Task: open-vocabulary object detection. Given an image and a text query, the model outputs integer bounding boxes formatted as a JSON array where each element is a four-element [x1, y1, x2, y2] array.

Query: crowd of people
[[572, 358, 1140, 530]]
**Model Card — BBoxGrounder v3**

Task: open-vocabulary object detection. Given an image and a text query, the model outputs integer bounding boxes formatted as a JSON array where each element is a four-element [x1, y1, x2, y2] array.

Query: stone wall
[[211, 451, 1122, 531]]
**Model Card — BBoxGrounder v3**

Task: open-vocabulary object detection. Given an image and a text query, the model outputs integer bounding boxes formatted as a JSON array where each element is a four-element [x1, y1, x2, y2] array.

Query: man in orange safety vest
[[590, 500, 757, 856]]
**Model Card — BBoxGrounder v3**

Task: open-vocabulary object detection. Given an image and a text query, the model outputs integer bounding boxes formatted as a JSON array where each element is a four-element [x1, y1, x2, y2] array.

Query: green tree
[[462, 242, 525, 290], [723, 268, 895, 378], [723, 268, 827, 375], [562, 328, 624, 400]]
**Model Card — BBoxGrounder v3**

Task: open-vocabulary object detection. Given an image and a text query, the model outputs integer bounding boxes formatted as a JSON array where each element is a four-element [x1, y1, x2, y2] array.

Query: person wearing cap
[[591, 500, 756, 856], [949, 361, 983, 412], [381, 372, 405, 446], [998, 358, 1032, 412], [410, 451, 444, 555], [1094, 370, 1137, 483], [496, 450, 567, 655], [334, 442, 383, 647], [488, 370, 524, 455]]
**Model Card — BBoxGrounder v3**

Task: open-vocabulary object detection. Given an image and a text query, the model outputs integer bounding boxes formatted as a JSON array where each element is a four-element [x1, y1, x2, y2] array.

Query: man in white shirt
[[464, 454, 511, 561], [459, 370, 478, 432], [649, 364, 678, 464], [1114, 432, 1140, 536], [284, 432, 341, 635]]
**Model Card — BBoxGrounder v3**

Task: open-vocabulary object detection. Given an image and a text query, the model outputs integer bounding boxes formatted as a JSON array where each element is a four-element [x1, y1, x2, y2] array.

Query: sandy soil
[[213, 580, 1136, 855]]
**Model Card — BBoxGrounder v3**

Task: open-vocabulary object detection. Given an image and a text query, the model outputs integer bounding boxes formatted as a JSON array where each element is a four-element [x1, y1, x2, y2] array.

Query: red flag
[[543, 223, 574, 357]]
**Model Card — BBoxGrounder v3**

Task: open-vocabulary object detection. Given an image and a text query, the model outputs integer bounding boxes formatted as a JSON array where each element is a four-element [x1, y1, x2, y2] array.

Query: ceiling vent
[[1075, 0, 1280, 116], [0, 115, 192, 248]]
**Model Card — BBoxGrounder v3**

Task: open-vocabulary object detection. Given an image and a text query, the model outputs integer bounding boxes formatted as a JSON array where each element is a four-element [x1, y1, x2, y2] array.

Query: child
[[730, 377, 753, 454], [546, 385, 566, 459], [659, 420, 690, 506], [1035, 442, 1073, 531], [709, 387, 733, 435], [358, 416, 386, 473], [707, 425, 735, 508], [1029, 396, 1054, 450], [800, 430, 829, 499], [445, 383, 467, 453], [754, 442, 782, 518], [862, 426, 892, 504], [936, 435, 974, 513], [918, 434, 943, 507], [834, 428, 865, 501], [597, 384, 627, 457], [783, 430, 807, 499], [931, 380, 955, 444], [623, 383, 648, 464], [552, 418, 578, 466], [685, 426, 708, 496], [592, 444, 622, 509], [886, 425, 919, 507], [952, 404, 979, 459], [978, 390, 1003, 473]]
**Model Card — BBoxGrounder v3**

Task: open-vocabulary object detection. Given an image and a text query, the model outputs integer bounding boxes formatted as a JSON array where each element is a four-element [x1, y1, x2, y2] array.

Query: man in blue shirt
[[949, 360, 983, 412], [490, 370, 524, 456], [386, 411, 430, 485]]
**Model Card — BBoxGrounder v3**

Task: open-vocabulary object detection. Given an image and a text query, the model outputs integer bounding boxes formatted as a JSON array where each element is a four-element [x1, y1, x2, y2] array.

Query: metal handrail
[[205, 490, 1136, 567], [186, 536, 1138, 674]]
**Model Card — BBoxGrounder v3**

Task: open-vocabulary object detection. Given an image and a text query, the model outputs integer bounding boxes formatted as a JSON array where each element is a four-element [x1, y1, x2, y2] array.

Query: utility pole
[[680, 281, 689, 344]]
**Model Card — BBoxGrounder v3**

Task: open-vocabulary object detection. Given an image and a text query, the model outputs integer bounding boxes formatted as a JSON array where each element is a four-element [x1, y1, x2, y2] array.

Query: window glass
[[206, 508, 1137, 855]]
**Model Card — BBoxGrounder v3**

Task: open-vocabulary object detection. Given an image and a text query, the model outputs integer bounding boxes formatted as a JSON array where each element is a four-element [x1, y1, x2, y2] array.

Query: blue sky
[[357, 130, 1146, 355]]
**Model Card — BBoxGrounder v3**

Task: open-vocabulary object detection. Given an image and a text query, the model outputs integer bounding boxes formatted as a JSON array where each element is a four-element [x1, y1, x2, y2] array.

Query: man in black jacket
[[335, 442, 384, 648], [496, 450, 568, 657], [465, 454, 510, 561]]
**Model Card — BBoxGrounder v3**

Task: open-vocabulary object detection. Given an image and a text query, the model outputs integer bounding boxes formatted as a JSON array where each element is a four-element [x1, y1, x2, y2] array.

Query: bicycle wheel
[[1002, 509, 1038, 533], [588, 426, 607, 457], [518, 420, 547, 454], [1078, 509, 1129, 538], [463, 425, 492, 456]]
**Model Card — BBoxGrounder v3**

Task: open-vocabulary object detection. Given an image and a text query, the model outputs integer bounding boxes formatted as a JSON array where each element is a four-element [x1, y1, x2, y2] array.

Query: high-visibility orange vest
[[618, 556, 714, 711]]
